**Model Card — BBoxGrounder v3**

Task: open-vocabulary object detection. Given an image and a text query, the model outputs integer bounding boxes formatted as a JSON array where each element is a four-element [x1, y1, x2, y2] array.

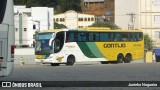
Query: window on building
[[154, 15, 160, 23], [105, 4, 108, 9], [60, 18, 63, 22], [15, 28, 18, 32], [88, 18, 90, 21], [24, 28, 27, 31], [91, 18, 94, 21], [154, 0, 160, 6], [56, 18, 59, 22], [155, 31, 160, 39], [60, 18, 65, 22], [79, 18, 83, 21], [78, 18, 81, 21], [78, 18, 83, 21], [84, 18, 87, 21]]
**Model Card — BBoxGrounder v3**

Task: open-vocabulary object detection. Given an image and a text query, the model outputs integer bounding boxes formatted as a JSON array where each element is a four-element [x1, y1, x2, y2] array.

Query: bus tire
[[124, 54, 132, 63], [100, 61, 109, 64], [117, 54, 124, 63], [51, 63, 60, 66], [66, 55, 75, 66]]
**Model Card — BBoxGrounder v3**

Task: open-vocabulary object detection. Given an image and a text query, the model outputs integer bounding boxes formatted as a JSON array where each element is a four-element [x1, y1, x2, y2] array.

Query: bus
[[35, 27, 144, 66], [0, 0, 15, 76]]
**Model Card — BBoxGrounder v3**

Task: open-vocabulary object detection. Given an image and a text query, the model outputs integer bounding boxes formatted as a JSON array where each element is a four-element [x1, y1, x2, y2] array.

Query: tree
[[144, 34, 154, 50], [14, 0, 82, 14], [89, 21, 121, 30], [54, 22, 67, 29]]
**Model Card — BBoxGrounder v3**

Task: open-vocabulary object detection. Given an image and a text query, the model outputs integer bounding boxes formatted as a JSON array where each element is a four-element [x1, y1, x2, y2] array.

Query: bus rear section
[[0, 0, 15, 77]]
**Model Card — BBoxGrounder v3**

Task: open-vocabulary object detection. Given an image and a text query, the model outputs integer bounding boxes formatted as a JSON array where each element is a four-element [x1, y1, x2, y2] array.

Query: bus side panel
[[96, 41, 144, 61], [0, 0, 14, 76], [132, 41, 144, 60]]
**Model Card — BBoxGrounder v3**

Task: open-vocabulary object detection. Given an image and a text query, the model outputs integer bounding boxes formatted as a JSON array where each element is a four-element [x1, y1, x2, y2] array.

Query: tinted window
[[66, 31, 143, 42], [0, 0, 7, 24], [78, 32, 86, 42], [136, 32, 143, 41], [100, 33, 109, 41], [122, 33, 129, 41], [88, 33, 100, 42]]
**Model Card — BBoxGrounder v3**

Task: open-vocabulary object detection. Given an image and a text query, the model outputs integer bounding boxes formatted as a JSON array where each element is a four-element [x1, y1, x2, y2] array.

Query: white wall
[[31, 7, 54, 31], [27, 17, 34, 47], [32, 7, 48, 31], [48, 8, 54, 29], [115, 0, 140, 29], [65, 11, 78, 29], [14, 6, 54, 46]]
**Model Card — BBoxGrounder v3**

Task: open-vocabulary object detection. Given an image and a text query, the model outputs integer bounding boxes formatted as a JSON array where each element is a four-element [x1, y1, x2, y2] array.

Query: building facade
[[14, 6, 54, 46], [140, 0, 160, 46], [115, 0, 160, 47], [54, 10, 95, 29], [81, 0, 115, 22], [115, 0, 140, 30]]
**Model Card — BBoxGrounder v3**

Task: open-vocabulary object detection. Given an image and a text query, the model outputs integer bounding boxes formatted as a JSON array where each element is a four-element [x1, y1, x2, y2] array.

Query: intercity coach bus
[[0, 0, 15, 76], [35, 27, 144, 66]]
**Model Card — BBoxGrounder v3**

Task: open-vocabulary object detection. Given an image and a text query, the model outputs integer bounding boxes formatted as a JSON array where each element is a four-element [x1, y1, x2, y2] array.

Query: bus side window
[[122, 33, 129, 41], [89, 33, 94, 42], [100, 33, 109, 41], [74, 32, 78, 42], [95, 33, 100, 41], [115, 33, 121, 41], [136, 32, 143, 41], [111, 33, 117, 41], [79, 32, 86, 42], [86, 32, 89, 41], [69, 32, 75, 42], [66, 32, 70, 42], [130, 33, 136, 41]]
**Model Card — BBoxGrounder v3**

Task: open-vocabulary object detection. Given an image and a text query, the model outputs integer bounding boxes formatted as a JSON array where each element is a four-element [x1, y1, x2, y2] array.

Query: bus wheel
[[117, 54, 124, 63], [100, 61, 109, 64], [124, 54, 132, 63], [51, 63, 60, 66], [66, 55, 75, 66]]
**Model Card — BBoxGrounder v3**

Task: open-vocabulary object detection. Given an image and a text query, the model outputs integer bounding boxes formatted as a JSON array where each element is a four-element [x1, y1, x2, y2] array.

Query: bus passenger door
[[0, 39, 6, 76]]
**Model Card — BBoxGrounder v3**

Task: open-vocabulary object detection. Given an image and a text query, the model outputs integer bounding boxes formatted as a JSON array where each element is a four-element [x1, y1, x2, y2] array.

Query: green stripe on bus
[[86, 42, 104, 58], [77, 42, 96, 58]]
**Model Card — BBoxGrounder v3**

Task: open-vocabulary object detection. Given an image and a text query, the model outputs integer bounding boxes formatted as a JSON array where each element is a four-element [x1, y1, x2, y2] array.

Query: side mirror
[[33, 24, 36, 29]]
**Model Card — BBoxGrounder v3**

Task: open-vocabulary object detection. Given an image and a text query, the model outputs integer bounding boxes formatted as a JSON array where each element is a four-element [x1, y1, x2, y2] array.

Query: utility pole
[[127, 12, 136, 30]]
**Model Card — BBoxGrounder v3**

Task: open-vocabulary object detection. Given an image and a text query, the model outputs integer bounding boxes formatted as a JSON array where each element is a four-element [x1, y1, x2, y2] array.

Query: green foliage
[[144, 34, 154, 50], [33, 31, 39, 40], [89, 21, 121, 30], [54, 22, 67, 29], [14, 0, 81, 14]]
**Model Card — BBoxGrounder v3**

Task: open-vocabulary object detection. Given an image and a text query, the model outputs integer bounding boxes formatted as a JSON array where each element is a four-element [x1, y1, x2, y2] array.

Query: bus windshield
[[35, 40, 52, 54], [35, 33, 54, 55]]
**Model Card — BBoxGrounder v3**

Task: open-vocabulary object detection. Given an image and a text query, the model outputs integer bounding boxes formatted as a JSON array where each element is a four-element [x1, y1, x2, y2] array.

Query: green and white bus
[[0, 0, 15, 76], [35, 27, 144, 66]]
